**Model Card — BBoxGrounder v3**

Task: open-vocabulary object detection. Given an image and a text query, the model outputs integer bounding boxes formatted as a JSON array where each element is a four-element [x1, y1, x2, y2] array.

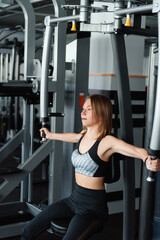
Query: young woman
[[21, 94, 160, 240]]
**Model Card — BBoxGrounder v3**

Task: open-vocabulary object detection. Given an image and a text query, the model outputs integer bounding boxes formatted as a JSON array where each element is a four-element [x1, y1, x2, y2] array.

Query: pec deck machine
[[0, 1, 160, 240]]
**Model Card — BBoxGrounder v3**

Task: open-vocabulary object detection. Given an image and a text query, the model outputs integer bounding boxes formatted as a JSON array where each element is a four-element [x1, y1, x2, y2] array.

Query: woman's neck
[[85, 127, 101, 140]]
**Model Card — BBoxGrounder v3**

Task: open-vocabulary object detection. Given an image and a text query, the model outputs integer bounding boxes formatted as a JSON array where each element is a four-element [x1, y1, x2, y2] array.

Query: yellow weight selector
[[125, 17, 131, 27], [71, 22, 77, 31]]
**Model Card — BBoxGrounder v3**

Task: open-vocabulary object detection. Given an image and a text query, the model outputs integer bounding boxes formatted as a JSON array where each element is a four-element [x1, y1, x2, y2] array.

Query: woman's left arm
[[102, 135, 160, 172]]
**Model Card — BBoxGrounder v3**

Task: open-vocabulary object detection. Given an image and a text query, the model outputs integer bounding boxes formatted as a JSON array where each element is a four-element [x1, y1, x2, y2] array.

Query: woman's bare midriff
[[75, 172, 105, 190]]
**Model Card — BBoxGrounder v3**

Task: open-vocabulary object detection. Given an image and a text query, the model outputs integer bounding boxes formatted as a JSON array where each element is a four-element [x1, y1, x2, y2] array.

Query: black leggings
[[21, 183, 108, 240]]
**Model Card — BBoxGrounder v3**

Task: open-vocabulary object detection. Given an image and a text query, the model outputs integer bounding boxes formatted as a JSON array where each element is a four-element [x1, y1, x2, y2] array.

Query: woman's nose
[[81, 109, 85, 115]]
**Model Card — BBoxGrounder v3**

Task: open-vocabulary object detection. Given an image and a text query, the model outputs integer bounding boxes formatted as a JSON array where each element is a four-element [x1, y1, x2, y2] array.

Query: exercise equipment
[[138, 2, 160, 239], [0, 1, 159, 239]]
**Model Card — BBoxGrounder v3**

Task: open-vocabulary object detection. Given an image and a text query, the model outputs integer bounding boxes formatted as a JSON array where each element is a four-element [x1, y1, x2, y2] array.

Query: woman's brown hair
[[82, 94, 112, 139]]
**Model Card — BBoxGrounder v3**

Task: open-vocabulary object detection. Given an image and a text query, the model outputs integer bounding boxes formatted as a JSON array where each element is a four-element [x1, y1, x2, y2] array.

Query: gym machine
[[40, 1, 156, 239], [0, 0, 37, 238], [139, 1, 160, 239], [0, 0, 159, 239], [0, 0, 90, 238], [77, 1, 158, 239]]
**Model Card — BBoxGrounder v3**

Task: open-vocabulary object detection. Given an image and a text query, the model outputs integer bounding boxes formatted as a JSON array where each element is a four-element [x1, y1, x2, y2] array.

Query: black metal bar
[[0, 81, 33, 96], [153, 172, 160, 239], [121, 27, 158, 38], [111, 33, 135, 240], [48, 113, 65, 117], [139, 10, 160, 240]]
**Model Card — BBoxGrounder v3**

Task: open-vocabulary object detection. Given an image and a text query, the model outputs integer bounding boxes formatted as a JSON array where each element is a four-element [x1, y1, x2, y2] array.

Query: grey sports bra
[[71, 137, 109, 177]]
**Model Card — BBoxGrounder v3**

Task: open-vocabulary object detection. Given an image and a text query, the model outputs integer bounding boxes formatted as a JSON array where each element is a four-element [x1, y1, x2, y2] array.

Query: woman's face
[[81, 98, 99, 128]]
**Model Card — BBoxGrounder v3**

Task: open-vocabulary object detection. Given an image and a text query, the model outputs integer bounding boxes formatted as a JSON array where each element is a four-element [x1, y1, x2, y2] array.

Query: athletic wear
[[21, 136, 109, 240], [21, 183, 108, 240], [71, 137, 109, 177]]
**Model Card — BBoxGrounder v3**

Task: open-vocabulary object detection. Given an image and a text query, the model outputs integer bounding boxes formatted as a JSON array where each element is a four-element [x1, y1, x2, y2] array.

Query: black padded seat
[[50, 217, 104, 238]]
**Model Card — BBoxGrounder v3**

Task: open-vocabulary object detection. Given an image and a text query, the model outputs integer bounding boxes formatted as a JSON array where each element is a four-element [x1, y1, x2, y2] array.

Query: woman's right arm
[[40, 127, 82, 143]]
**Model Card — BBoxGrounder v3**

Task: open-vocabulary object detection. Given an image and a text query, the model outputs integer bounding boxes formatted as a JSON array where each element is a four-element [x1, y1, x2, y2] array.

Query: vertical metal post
[[10, 46, 16, 80], [0, 53, 3, 81], [153, 172, 160, 239], [28, 104, 35, 202], [14, 53, 20, 131], [138, 43, 157, 240], [149, 9, 160, 240], [16, 0, 35, 202], [139, 5, 160, 239], [5, 54, 9, 82], [148, 15, 160, 155], [40, 17, 53, 124], [48, 0, 66, 204], [111, 33, 135, 240], [145, 43, 158, 147], [80, 0, 89, 22]]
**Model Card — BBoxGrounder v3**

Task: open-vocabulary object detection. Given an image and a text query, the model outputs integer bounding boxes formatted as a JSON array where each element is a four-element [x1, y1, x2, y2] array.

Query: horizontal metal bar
[[0, 81, 33, 96], [121, 27, 158, 37], [115, 4, 153, 16], [0, 81, 33, 88], [49, 14, 80, 25], [80, 22, 114, 33], [48, 113, 64, 117]]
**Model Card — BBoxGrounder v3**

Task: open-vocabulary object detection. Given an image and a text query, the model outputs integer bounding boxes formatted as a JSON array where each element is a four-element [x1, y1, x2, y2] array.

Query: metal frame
[[139, 6, 160, 240], [0, 128, 24, 163], [0, 0, 36, 238], [40, 0, 91, 204], [0, 1, 160, 240], [0, 140, 53, 201], [0, 0, 89, 237], [111, 33, 135, 240]]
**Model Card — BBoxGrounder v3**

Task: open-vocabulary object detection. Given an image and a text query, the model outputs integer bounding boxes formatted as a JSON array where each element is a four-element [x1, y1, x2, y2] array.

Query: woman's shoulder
[[102, 134, 117, 141], [100, 134, 118, 146], [97, 134, 118, 159]]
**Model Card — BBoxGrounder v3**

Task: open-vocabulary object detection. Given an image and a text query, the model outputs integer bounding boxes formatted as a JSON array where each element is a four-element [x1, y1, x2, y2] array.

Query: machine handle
[[146, 156, 157, 182], [48, 112, 64, 117], [40, 130, 46, 144]]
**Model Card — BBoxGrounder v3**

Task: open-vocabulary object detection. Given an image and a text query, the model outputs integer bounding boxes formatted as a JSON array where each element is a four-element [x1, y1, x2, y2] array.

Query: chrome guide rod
[[40, 17, 53, 125], [115, 4, 152, 16], [40, 15, 80, 126]]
